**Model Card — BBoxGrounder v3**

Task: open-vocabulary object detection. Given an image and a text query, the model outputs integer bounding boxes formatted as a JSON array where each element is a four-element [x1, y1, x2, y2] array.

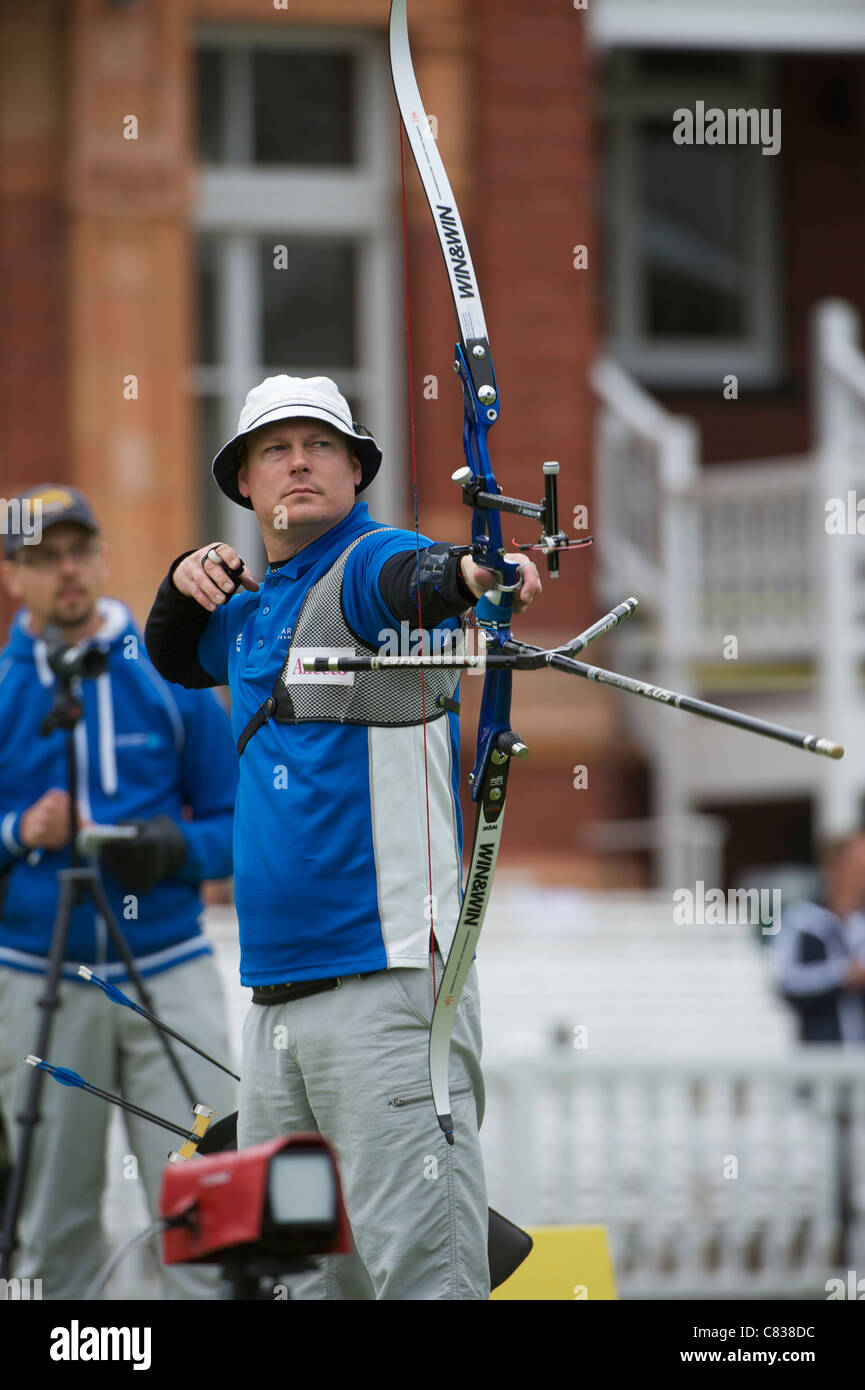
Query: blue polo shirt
[[197, 503, 464, 985]]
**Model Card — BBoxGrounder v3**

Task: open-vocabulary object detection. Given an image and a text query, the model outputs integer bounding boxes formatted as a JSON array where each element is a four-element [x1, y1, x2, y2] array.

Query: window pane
[[639, 124, 746, 338], [252, 51, 354, 165], [200, 395, 225, 544], [636, 52, 745, 80], [197, 49, 224, 163], [198, 236, 220, 366], [259, 239, 357, 366]]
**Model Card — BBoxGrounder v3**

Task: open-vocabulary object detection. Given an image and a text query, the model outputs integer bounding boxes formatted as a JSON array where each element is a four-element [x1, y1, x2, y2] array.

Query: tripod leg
[[0, 965, 114, 1296], [88, 872, 198, 1110], [0, 871, 77, 1280]]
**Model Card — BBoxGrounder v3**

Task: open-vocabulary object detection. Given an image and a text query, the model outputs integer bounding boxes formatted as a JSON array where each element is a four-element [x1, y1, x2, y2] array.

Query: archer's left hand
[[98, 816, 188, 895], [459, 553, 542, 616]]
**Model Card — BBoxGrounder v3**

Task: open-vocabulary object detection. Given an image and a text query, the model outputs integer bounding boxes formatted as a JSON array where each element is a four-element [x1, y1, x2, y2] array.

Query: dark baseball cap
[[2, 485, 101, 558]]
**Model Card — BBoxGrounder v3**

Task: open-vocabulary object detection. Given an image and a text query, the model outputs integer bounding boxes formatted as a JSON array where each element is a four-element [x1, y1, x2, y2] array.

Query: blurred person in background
[[0, 485, 237, 1299], [770, 830, 865, 1265], [771, 830, 865, 1044]]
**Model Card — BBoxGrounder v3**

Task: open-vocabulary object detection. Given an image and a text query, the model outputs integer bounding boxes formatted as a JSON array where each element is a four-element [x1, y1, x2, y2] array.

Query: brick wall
[[0, 0, 623, 875]]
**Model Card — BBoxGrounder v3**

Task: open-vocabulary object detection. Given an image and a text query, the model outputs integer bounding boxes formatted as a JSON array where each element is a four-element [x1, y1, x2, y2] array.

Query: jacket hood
[[6, 597, 134, 679], [5, 598, 136, 805]]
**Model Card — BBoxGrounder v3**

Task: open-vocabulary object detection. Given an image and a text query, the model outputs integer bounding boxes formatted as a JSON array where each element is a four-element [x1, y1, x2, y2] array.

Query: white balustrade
[[481, 1051, 865, 1298], [591, 298, 865, 876]]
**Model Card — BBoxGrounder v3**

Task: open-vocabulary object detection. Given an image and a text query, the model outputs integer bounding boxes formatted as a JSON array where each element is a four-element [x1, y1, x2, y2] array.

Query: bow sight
[[451, 459, 590, 583]]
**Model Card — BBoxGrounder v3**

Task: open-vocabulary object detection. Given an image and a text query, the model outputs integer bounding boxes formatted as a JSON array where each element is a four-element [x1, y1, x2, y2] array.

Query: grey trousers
[[237, 950, 490, 1300], [0, 954, 237, 1299]]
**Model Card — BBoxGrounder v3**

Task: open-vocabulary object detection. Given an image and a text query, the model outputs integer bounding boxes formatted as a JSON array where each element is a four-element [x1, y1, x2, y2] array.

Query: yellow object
[[491, 1224, 617, 1300], [170, 1103, 214, 1162]]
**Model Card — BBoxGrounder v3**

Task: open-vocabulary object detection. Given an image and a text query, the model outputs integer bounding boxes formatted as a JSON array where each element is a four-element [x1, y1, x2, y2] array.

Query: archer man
[[145, 374, 539, 1300]]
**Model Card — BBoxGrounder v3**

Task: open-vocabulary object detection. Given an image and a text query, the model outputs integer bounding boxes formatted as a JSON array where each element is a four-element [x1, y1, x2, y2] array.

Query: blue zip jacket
[[188, 504, 464, 986], [0, 598, 237, 980]]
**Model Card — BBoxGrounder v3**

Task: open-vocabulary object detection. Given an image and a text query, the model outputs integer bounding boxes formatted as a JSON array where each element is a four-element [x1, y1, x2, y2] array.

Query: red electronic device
[[160, 1133, 352, 1266]]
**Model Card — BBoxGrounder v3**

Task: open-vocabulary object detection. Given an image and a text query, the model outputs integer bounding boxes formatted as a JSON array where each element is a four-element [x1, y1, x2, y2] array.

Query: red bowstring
[[398, 123, 437, 1003]]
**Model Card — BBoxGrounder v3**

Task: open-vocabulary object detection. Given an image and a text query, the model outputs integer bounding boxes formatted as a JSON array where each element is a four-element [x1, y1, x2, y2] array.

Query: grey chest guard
[[237, 530, 465, 755]]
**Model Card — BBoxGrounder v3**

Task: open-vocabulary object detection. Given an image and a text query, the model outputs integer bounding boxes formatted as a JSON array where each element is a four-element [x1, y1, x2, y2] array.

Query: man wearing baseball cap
[[0, 485, 238, 1298], [0, 484, 96, 557], [145, 375, 540, 1300]]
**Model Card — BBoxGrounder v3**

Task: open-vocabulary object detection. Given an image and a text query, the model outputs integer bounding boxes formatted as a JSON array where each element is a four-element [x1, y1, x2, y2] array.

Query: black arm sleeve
[[144, 552, 219, 688], [379, 545, 475, 625]]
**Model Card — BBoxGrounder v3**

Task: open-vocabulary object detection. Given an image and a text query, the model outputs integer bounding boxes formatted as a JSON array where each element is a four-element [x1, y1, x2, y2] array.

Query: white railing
[[591, 300, 865, 870], [591, 357, 698, 641], [688, 460, 816, 656], [815, 301, 865, 834], [481, 1050, 865, 1299], [591, 299, 865, 663]]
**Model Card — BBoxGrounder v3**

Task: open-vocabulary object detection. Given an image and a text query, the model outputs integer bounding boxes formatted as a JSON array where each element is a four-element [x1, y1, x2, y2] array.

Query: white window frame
[[589, 0, 865, 54], [193, 25, 406, 554], [604, 51, 782, 389]]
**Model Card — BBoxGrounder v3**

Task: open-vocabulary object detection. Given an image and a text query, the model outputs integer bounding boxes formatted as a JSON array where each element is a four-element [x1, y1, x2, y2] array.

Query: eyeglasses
[[14, 539, 101, 571]]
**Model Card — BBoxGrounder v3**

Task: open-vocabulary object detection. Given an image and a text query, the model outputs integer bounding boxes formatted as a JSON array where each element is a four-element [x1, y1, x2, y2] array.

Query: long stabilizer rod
[[505, 640, 843, 759], [25, 1056, 214, 1158], [77, 967, 240, 1082]]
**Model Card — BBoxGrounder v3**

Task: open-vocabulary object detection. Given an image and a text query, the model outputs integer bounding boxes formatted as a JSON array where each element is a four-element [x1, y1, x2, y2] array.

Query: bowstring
[[398, 122, 437, 1003]]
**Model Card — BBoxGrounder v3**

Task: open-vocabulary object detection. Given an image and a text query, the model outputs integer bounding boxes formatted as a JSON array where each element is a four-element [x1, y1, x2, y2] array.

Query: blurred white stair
[[473, 878, 793, 1062]]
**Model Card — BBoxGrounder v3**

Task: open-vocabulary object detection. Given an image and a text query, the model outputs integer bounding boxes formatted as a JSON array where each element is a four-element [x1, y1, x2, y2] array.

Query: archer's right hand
[[19, 788, 72, 850], [173, 542, 260, 612]]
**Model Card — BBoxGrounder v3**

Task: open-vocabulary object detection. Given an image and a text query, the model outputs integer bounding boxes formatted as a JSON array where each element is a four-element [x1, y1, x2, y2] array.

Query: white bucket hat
[[212, 375, 382, 508]]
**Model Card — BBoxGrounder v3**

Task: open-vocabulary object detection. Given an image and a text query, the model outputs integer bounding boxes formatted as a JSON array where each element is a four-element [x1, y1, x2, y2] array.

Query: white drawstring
[[97, 670, 117, 796]]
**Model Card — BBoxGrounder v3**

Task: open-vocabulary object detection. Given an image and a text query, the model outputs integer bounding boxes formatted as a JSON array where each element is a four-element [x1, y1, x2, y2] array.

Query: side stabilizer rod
[[504, 641, 844, 760]]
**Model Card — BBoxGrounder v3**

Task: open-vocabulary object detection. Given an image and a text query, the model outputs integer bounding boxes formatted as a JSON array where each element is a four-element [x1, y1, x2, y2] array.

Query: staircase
[[591, 299, 865, 887]]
